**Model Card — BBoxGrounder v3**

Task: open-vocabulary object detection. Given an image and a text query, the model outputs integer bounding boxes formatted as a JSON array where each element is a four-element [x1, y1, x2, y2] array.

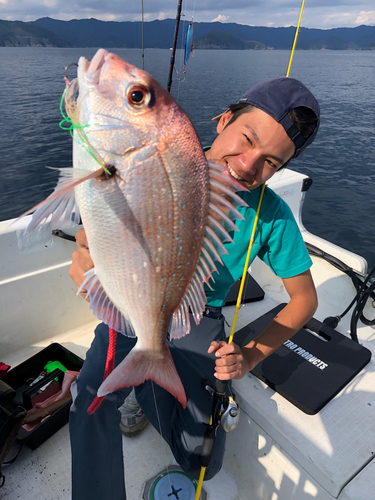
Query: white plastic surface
[[2, 169, 375, 500]]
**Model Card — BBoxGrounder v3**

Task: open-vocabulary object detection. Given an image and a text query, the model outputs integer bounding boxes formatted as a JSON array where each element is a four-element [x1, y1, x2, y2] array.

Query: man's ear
[[216, 110, 233, 134]]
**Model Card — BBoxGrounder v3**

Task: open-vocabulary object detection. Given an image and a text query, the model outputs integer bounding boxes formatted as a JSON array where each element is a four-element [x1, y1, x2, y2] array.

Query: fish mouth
[[79, 48, 109, 86]]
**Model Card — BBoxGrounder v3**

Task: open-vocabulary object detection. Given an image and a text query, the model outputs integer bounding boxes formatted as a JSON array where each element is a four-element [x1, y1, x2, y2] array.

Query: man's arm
[[69, 228, 94, 298], [208, 269, 318, 380]]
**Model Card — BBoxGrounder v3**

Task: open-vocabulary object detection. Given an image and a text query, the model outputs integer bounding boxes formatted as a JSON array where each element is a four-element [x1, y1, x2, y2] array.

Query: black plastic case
[[234, 304, 372, 414], [2, 343, 83, 450]]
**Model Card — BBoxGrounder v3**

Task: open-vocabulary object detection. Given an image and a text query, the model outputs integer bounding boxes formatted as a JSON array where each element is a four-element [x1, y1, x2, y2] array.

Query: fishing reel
[[199, 379, 240, 471], [221, 395, 240, 433], [203, 380, 240, 433]]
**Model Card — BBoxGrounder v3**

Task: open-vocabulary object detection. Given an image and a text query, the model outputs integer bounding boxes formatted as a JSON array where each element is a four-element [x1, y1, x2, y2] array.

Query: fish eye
[[127, 85, 150, 108]]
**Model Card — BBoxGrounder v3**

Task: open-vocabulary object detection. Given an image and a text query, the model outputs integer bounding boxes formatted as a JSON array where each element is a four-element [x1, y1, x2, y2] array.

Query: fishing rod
[[194, 185, 265, 500], [167, 0, 183, 92], [194, 2, 307, 498], [141, 0, 144, 69], [286, 0, 306, 77]]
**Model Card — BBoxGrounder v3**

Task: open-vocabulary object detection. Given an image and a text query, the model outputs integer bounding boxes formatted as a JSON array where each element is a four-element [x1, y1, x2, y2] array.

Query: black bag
[[0, 379, 26, 487]]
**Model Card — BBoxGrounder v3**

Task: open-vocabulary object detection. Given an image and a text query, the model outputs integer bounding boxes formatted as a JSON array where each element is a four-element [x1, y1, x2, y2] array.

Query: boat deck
[[2, 254, 375, 500], [1, 319, 241, 500], [2, 169, 375, 499]]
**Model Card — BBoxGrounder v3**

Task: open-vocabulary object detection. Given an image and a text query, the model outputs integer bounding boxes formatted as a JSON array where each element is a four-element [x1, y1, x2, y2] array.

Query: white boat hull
[[1, 168, 374, 499]]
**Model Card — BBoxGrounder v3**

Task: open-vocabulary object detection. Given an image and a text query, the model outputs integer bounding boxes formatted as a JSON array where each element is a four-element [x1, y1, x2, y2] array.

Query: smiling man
[[69, 77, 320, 500], [204, 77, 320, 379]]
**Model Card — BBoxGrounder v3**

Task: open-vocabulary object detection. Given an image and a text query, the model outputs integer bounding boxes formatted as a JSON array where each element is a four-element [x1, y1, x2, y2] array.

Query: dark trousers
[[69, 314, 229, 500]]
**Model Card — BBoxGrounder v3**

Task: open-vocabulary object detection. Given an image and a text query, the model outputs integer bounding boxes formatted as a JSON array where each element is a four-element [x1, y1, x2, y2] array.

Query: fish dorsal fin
[[20, 167, 104, 231], [79, 268, 135, 337], [169, 161, 248, 340]]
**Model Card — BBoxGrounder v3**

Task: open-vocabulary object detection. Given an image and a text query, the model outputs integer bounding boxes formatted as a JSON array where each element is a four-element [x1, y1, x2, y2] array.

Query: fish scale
[[76, 144, 208, 330], [22, 49, 248, 409]]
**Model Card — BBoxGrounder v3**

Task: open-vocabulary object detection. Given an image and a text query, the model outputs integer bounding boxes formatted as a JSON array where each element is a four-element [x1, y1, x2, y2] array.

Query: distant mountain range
[[1, 17, 375, 50], [0, 20, 74, 47], [194, 30, 270, 50]]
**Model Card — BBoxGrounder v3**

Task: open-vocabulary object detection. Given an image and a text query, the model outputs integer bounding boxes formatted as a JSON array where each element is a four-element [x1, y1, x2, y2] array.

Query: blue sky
[[1, 0, 375, 29]]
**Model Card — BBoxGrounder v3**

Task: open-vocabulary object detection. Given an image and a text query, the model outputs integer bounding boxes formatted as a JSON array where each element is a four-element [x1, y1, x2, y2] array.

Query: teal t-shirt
[[204, 185, 312, 307]]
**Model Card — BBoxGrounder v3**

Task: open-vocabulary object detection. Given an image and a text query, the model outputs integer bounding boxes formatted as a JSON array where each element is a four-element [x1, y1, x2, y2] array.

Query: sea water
[[0, 47, 374, 267]]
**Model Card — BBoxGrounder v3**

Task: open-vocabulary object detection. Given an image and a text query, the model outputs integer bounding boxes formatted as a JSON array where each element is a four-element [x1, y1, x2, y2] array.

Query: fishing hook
[[64, 62, 78, 86], [174, 65, 185, 82]]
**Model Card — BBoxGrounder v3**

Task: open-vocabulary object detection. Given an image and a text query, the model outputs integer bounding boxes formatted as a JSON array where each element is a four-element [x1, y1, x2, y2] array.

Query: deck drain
[[143, 465, 207, 500]]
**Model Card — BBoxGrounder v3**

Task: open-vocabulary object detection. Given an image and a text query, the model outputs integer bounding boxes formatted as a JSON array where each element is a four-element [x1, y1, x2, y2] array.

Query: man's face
[[205, 107, 295, 190]]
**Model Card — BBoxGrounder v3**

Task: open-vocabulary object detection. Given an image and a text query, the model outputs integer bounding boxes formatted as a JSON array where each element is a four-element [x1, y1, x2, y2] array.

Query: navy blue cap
[[238, 77, 320, 158]]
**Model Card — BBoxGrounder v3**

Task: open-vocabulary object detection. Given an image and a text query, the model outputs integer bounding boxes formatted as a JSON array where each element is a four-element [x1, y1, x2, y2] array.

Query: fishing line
[[150, 380, 173, 491], [175, 0, 196, 102], [140, 0, 145, 69], [174, 10, 188, 102], [60, 67, 110, 174], [59, 85, 111, 175]]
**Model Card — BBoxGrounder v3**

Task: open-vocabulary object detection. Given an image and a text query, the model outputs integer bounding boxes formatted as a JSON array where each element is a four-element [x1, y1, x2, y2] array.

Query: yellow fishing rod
[[286, 0, 306, 77], [194, 185, 265, 499], [194, 2, 306, 498]]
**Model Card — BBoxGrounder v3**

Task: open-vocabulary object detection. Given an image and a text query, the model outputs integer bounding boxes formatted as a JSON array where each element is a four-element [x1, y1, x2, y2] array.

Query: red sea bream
[[24, 49, 247, 408]]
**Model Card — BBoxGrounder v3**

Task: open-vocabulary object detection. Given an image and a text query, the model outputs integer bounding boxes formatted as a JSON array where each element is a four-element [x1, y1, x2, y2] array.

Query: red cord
[[87, 327, 117, 414], [0, 362, 10, 379]]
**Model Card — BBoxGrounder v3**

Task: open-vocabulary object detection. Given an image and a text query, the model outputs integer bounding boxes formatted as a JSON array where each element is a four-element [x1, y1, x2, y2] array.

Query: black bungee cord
[[307, 240, 375, 343]]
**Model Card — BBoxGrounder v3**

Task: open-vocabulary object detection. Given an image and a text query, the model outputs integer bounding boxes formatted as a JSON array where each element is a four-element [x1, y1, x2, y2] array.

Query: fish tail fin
[[97, 346, 187, 409]]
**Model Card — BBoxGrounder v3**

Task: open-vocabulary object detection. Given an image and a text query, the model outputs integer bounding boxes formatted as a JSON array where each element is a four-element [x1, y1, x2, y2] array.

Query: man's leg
[[119, 387, 149, 436], [69, 323, 136, 500], [135, 315, 229, 480]]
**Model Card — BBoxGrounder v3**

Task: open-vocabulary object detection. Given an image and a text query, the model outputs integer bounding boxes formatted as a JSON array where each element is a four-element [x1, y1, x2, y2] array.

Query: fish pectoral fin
[[80, 268, 135, 337], [97, 346, 187, 409], [19, 167, 104, 232]]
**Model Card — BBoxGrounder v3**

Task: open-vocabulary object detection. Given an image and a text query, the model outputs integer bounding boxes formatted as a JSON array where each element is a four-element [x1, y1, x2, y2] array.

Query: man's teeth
[[227, 165, 243, 181]]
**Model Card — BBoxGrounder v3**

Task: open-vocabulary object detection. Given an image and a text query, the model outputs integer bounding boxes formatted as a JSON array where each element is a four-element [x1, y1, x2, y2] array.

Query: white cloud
[[43, 0, 59, 7], [2, 0, 375, 29], [133, 13, 156, 22], [157, 10, 174, 20], [211, 14, 229, 22], [319, 12, 353, 27], [96, 13, 118, 21], [356, 10, 375, 24], [132, 9, 176, 21]]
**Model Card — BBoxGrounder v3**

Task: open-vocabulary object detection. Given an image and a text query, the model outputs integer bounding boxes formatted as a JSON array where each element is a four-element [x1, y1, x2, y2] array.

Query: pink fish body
[[25, 49, 247, 408]]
